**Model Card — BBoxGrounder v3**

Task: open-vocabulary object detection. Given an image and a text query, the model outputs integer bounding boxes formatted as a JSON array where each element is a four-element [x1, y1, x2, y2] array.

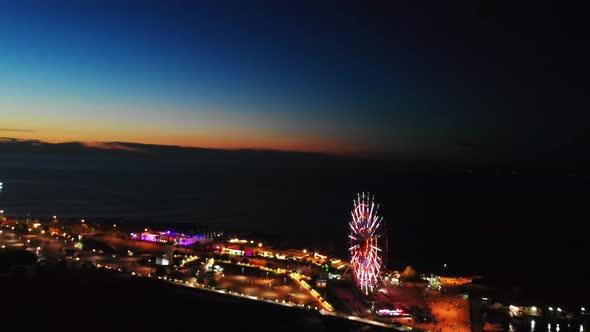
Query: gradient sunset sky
[[1, 2, 586, 158]]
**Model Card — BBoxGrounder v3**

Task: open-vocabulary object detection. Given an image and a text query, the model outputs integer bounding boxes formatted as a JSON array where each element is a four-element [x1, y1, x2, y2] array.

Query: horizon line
[[0, 136, 363, 158]]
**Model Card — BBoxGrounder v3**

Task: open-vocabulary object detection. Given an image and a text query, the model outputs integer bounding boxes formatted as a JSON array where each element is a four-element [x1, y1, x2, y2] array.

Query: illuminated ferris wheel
[[349, 192, 383, 294]]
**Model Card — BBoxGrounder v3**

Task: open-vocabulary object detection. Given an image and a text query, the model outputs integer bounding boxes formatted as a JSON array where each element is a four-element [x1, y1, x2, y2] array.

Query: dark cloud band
[[0, 128, 36, 132]]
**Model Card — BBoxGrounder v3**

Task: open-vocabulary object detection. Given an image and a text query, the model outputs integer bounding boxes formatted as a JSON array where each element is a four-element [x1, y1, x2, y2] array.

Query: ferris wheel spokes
[[349, 192, 384, 295]]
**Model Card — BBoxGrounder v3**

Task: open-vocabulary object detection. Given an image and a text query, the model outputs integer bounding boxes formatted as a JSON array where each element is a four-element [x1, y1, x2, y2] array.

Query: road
[[425, 292, 470, 332]]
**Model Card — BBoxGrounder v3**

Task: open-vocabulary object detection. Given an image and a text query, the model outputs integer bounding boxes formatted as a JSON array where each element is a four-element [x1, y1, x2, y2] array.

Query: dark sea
[[1, 149, 588, 308]]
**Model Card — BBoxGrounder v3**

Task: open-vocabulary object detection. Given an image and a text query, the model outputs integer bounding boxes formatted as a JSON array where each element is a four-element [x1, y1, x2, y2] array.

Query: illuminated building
[[220, 246, 252, 256], [228, 238, 248, 244], [375, 304, 410, 317], [133, 230, 208, 246]]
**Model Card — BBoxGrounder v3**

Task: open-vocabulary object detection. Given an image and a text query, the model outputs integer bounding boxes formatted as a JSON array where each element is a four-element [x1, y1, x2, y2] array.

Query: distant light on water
[[530, 319, 535, 332]]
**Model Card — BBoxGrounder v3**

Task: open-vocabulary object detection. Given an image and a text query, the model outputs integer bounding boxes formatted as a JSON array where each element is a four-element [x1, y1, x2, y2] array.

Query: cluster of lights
[[376, 308, 406, 316], [228, 238, 249, 244], [179, 255, 199, 266], [349, 192, 383, 294]]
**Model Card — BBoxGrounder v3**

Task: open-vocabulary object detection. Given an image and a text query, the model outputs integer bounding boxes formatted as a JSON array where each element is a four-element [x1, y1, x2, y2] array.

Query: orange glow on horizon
[[1, 99, 368, 156], [3, 130, 362, 156]]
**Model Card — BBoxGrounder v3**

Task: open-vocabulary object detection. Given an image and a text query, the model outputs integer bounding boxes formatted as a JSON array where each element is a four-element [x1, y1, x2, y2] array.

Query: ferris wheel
[[349, 192, 383, 294]]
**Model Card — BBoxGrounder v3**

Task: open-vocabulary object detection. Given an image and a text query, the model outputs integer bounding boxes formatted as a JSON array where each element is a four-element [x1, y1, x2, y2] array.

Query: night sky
[[1, 1, 588, 160]]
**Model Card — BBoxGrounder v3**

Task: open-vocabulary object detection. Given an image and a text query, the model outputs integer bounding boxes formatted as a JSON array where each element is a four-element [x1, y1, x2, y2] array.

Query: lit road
[[425, 293, 470, 332]]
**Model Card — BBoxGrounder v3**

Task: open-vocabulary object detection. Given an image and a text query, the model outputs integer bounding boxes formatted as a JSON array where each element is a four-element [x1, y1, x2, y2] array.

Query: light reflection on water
[[509, 319, 586, 332]]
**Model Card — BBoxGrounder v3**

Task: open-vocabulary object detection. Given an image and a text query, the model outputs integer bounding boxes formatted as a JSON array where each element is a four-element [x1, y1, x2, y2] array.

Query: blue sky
[[1, 1, 586, 159]]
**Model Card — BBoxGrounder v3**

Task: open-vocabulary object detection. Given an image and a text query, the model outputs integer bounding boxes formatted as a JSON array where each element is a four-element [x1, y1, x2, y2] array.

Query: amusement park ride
[[348, 192, 387, 295]]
